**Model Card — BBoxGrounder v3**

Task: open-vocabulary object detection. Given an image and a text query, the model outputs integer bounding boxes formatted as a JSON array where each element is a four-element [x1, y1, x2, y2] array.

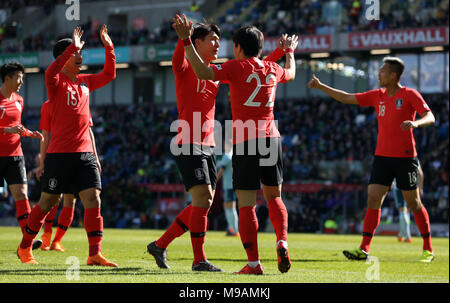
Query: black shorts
[[41, 153, 101, 195], [0, 156, 27, 186], [232, 137, 283, 190], [369, 156, 419, 191], [174, 145, 217, 191]]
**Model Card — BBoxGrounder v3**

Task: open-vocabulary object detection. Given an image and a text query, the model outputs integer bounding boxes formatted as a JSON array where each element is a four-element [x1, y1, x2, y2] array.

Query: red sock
[[44, 204, 58, 233], [20, 205, 47, 249], [156, 204, 191, 249], [189, 206, 208, 264], [15, 199, 31, 233], [53, 207, 74, 243], [239, 206, 259, 262], [360, 208, 381, 253], [268, 197, 288, 242], [84, 208, 103, 256], [413, 206, 433, 252]]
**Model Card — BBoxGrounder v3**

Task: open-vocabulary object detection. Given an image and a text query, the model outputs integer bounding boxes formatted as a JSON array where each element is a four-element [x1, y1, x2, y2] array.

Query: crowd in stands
[[218, 0, 449, 38], [1, 94, 447, 234], [1, 0, 449, 54]]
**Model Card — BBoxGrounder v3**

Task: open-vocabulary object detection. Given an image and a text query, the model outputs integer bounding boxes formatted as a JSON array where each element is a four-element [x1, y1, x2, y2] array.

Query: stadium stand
[[1, 0, 448, 53]]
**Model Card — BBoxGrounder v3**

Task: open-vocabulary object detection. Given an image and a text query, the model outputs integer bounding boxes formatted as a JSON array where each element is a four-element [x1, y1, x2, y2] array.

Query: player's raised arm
[[263, 34, 287, 62], [83, 25, 116, 91], [172, 38, 189, 73], [308, 74, 358, 104], [173, 14, 215, 80], [283, 35, 298, 82], [45, 27, 84, 96]]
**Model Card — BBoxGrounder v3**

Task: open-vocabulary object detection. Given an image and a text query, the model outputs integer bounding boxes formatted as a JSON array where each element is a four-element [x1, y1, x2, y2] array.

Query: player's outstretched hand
[[172, 13, 193, 40], [277, 34, 288, 51], [285, 34, 299, 51], [308, 74, 322, 89], [31, 130, 44, 141], [100, 24, 113, 47], [400, 120, 417, 131], [72, 26, 85, 50]]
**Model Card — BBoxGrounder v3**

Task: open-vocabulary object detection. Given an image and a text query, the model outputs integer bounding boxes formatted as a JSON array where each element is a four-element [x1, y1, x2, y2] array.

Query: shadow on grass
[[174, 257, 344, 263], [0, 267, 193, 276]]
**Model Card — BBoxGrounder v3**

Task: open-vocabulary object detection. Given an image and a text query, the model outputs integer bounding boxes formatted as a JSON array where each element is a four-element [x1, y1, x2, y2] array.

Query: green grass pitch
[[0, 226, 448, 283]]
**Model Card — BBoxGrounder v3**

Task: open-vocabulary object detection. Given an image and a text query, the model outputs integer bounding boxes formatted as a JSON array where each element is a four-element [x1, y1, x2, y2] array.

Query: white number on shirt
[[67, 91, 78, 106], [378, 104, 386, 117], [0, 106, 5, 119], [243, 73, 276, 108], [197, 79, 206, 94]]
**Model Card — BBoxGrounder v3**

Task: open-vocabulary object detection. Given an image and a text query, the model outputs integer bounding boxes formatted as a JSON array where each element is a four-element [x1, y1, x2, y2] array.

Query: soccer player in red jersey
[[308, 57, 436, 262], [173, 14, 297, 274], [0, 62, 43, 250], [17, 26, 118, 266], [36, 99, 97, 252], [147, 17, 289, 272]]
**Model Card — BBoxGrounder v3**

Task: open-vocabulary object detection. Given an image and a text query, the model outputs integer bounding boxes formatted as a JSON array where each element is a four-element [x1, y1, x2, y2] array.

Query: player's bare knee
[[84, 196, 101, 209], [406, 199, 422, 213], [367, 194, 383, 209], [39, 194, 60, 212]]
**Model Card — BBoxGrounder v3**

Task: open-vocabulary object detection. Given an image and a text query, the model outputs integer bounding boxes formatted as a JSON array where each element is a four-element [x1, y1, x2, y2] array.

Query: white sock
[[248, 260, 260, 268], [277, 240, 288, 248]]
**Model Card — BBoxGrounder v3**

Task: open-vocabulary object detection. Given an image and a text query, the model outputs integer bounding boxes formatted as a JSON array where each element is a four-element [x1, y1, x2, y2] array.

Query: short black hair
[[191, 22, 221, 49], [53, 38, 73, 59], [232, 26, 264, 58], [0, 61, 25, 82], [383, 56, 405, 79]]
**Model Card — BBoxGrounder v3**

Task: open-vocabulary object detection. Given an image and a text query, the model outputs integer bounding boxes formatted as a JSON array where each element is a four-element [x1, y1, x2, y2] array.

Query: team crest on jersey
[[395, 98, 403, 109], [48, 178, 58, 191]]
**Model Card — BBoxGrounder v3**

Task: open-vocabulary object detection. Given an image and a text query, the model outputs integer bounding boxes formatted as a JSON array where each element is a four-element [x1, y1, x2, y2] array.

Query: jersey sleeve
[[40, 102, 51, 131], [355, 89, 380, 107], [172, 39, 189, 75], [89, 110, 94, 127], [263, 48, 284, 63], [211, 60, 236, 82], [273, 62, 290, 84], [409, 89, 431, 116], [45, 43, 78, 100], [81, 45, 116, 92]]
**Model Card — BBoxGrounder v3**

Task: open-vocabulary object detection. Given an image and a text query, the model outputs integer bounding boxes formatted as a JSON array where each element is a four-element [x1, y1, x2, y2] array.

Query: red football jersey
[[173, 39, 219, 146], [40, 100, 51, 132], [40, 99, 93, 132], [173, 40, 285, 146], [0, 92, 24, 156], [212, 57, 290, 144], [45, 43, 115, 153], [355, 87, 431, 157]]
